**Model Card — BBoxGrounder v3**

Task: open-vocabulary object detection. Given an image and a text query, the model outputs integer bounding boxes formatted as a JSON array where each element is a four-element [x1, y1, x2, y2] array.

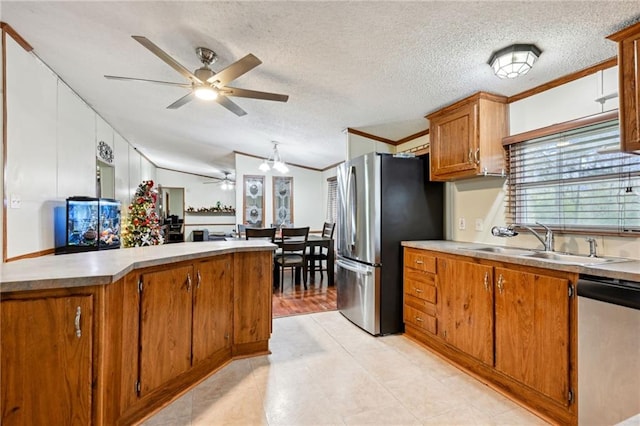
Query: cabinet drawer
[[404, 270, 436, 303], [405, 294, 436, 317], [404, 248, 436, 273], [404, 304, 437, 335]]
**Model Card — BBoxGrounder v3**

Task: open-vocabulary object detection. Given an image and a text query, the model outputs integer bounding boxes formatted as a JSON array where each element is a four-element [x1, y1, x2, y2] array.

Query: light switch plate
[[458, 217, 466, 230], [475, 218, 483, 231]]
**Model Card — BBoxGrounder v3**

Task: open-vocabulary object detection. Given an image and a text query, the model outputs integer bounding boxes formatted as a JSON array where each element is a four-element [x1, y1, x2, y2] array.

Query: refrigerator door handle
[[337, 259, 372, 275], [347, 166, 357, 253]]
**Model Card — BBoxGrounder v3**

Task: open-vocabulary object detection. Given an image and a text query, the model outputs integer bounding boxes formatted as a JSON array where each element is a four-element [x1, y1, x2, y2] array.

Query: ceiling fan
[[105, 36, 289, 116], [204, 172, 235, 190]]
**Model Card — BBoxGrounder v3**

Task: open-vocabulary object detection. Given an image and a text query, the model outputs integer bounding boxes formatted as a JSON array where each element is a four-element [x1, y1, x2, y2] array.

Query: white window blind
[[326, 177, 337, 224], [507, 119, 640, 234]]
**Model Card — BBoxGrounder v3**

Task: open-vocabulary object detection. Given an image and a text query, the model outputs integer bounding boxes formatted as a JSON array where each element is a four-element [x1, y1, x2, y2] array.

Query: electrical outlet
[[475, 218, 484, 231], [458, 217, 466, 230], [10, 194, 21, 209]]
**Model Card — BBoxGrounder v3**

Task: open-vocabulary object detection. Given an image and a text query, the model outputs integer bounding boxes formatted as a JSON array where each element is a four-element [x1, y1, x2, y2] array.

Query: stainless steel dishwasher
[[577, 274, 640, 425]]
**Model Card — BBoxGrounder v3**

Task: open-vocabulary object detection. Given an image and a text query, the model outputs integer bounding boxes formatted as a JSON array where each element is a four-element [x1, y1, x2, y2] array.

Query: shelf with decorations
[[186, 203, 235, 215]]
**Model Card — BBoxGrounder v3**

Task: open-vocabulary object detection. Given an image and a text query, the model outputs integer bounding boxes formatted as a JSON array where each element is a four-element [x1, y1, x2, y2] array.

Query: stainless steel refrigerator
[[336, 152, 443, 335]]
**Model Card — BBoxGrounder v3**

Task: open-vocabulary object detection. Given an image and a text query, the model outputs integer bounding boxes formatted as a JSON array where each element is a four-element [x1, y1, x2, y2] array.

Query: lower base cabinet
[[1, 292, 94, 426], [404, 248, 577, 425], [1, 250, 273, 426]]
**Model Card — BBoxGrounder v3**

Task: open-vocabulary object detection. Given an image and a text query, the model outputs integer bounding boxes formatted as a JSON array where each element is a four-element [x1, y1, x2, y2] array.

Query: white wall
[[448, 67, 639, 259], [156, 168, 236, 240], [347, 133, 394, 159], [235, 153, 325, 232], [2, 34, 156, 260]]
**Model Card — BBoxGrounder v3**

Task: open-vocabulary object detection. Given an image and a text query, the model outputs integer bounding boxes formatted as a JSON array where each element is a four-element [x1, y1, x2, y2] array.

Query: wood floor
[[272, 270, 337, 318]]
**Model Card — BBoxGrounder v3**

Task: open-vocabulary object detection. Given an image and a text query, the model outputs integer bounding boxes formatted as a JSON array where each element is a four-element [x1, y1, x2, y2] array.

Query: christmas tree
[[122, 180, 164, 247]]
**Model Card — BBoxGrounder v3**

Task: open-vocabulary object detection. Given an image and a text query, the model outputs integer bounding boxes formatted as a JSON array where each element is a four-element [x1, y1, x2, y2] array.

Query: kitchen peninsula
[[0, 241, 275, 425]]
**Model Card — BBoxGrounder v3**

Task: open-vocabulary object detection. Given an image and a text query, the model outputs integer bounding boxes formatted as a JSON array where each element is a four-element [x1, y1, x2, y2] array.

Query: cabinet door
[[494, 268, 570, 405], [1, 295, 93, 426], [234, 251, 272, 345], [437, 258, 493, 365], [192, 255, 233, 364], [139, 265, 193, 396], [430, 102, 478, 179], [610, 23, 640, 152]]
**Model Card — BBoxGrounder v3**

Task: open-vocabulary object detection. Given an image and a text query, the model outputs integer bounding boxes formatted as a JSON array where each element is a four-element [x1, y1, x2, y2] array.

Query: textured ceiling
[[2, 1, 640, 179]]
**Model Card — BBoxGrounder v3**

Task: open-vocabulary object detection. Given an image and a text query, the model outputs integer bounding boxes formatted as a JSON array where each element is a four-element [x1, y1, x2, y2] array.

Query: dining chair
[[274, 227, 309, 291], [245, 227, 276, 242], [307, 222, 335, 281]]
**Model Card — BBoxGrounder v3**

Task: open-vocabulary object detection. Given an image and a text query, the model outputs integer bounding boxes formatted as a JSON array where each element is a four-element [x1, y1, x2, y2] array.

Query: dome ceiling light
[[488, 44, 542, 79]]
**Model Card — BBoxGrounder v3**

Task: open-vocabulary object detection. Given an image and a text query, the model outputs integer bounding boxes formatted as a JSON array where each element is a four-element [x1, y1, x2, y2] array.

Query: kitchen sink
[[520, 251, 631, 266], [459, 246, 535, 256]]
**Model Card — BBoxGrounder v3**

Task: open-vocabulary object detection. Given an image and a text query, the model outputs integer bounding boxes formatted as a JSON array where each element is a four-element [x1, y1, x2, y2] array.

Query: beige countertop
[[402, 240, 640, 282], [1, 240, 276, 293]]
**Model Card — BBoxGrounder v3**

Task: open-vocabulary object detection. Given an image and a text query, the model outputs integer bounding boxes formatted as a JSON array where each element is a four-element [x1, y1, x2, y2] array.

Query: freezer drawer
[[336, 257, 380, 335]]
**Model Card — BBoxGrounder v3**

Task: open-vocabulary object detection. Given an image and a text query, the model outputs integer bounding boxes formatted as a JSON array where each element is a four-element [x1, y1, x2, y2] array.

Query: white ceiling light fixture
[[259, 142, 289, 174], [194, 85, 218, 100], [488, 44, 542, 79], [220, 172, 234, 190]]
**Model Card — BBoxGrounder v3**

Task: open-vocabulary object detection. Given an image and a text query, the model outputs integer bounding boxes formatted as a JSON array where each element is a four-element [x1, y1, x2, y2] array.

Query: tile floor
[[141, 311, 548, 426]]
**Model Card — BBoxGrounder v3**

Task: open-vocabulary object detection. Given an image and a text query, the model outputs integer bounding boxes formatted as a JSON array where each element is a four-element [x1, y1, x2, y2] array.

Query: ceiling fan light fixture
[[488, 44, 541, 79], [194, 86, 218, 100]]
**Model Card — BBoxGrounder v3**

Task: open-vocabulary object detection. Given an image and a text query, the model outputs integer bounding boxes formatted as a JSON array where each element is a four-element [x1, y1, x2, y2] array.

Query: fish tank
[[57, 196, 121, 254]]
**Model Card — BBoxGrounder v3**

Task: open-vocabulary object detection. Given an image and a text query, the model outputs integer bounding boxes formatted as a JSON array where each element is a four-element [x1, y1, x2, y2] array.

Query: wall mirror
[[96, 160, 115, 199]]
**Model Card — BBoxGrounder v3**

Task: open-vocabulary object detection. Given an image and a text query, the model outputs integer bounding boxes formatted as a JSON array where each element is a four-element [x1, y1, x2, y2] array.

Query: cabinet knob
[[414, 288, 423, 294], [415, 316, 424, 322]]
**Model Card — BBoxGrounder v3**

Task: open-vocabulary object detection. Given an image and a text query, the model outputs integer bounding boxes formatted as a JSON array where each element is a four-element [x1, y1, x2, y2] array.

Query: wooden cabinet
[[1, 292, 93, 426], [192, 255, 233, 363], [233, 251, 273, 353], [402, 248, 577, 425], [494, 267, 571, 406], [437, 257, 494, 365], [138, 264, 194, 396], [403, 248, 438, 335], [426, 92, 508, 181], [608, 22, 640, 152]]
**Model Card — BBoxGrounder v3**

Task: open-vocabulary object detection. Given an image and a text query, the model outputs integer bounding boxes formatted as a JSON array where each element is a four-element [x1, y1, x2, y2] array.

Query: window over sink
[[506, 117, 640, 234]]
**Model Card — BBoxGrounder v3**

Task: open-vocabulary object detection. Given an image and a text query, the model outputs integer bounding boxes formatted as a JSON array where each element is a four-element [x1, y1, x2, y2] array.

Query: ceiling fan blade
[[216, 96, 247, 117], [167, 92, 195, 109], [222, 86, 289, 102], [207, 54, 262, 86], [104, 75, 192, 88], [132, 35, 203, 84]]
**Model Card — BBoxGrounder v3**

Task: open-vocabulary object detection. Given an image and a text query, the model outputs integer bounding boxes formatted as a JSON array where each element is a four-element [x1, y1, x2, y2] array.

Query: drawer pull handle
[[186, 273, 192, 291], [468, 149, 474, 164], [415, 316, 423, 322], [197, 270, 202, 289], [483, 272, 489, 291], [74, 306, 82, 338], [415, 260, 424, 265], [475, 148, 480, 165], [414, 288, 423, 293], [497, 274, 504, 294]]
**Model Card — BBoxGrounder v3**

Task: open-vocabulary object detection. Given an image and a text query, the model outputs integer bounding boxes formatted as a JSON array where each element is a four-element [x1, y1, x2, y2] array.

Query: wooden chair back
[[245, 227, 276, 242]]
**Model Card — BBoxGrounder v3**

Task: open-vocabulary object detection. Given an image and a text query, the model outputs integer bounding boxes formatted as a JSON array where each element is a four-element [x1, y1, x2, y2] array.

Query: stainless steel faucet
[[521, 222, 554, 251]]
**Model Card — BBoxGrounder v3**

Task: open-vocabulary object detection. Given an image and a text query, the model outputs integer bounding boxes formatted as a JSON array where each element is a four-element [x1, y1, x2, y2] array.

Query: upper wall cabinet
[[426, 92, 508, 181], [608, 21, 640, 153]]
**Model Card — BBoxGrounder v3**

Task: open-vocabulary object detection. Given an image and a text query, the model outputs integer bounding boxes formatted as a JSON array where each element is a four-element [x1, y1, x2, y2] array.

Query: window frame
[[504, 111, 639, 237]]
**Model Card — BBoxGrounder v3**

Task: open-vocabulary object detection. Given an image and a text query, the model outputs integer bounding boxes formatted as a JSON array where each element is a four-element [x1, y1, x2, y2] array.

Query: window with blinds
[[506, 119, 640, 234], [326, 177, 338, 224]]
